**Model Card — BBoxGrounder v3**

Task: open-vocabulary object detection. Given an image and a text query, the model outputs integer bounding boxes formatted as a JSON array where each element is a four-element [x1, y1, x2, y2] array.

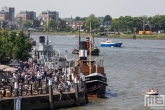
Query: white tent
[[0, 65, 10, 70], [3, 67, 18, 71]]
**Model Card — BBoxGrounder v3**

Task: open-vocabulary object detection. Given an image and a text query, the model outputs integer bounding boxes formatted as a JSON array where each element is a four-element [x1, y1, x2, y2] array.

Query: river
[[31, 34, 165, 110]]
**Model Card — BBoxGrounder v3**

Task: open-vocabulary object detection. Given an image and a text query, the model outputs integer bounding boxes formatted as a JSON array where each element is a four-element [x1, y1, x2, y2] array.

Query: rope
[[64, 92, 80, 105], [53, 84, 80, 105]]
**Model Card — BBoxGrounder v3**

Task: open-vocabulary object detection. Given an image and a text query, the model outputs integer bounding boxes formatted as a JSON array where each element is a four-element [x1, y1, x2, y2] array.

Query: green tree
[[85, 14, 100, 32], [103, 15, 112, 22], [2, 21, 8, 29], [0, 29, 32, 61], [48, 20, 57, 31], [23, 20, 32, 29], [33, 19, 40, 28], [58, 20, 66, 31], [18, 17, 23, 29], [75, 16, 80, 21], [12, 31, 32, 61], [80, 17, 87, 21], [65, 26, 72, 32], [110, 19, 120, 31]]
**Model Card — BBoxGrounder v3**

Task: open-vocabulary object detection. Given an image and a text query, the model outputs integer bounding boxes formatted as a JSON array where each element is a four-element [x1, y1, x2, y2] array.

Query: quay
[[0, 78, 88, 110]]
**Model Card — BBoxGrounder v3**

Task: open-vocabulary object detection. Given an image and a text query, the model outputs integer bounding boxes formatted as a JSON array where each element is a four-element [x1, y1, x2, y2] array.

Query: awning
[[3, 67, 18, 71], [0, 65, 10, 70]]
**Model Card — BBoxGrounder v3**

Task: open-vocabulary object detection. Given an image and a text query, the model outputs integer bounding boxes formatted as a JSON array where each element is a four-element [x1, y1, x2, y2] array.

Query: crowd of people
[[147, 88, 159, 93], [0, 61, 83, 96]]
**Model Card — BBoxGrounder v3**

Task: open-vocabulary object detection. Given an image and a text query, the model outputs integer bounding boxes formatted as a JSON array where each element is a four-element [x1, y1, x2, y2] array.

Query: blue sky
[[0, 0, 165, 18]]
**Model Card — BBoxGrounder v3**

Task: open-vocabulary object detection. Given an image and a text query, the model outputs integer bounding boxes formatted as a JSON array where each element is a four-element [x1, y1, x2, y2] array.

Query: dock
[[0, 78, 88, 110]]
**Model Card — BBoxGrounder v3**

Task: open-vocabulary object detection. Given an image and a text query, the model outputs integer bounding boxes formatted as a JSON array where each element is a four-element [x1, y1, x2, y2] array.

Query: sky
[[0, 0, 165, 19]]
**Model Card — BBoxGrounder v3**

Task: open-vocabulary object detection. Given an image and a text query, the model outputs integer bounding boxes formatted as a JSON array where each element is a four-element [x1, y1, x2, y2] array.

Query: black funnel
[[39, 36, 45, 44]]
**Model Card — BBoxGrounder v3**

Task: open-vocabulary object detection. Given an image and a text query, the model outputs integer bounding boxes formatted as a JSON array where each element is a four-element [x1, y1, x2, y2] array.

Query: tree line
[[1, 14, 165, 33]]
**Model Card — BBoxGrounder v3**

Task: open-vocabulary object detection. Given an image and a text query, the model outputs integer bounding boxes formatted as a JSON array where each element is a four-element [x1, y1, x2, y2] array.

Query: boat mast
[[47, 9, 49, 45], [89, 22, 92, 74], [79, 23, 81, 50], [46, 9, 49, 61]]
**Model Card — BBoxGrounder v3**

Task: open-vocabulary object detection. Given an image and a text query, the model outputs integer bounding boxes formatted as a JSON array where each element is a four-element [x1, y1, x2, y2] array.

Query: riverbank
[[28, 31, 165, 40]]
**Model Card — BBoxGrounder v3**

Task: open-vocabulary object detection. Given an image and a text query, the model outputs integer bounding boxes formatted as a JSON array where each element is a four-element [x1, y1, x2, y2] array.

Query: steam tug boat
[[72, 24, 107, 97], [72, 37, 100, 56]]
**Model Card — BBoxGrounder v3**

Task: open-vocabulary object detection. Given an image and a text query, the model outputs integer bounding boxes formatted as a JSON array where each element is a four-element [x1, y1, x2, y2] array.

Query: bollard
[[30, 84, 33, 95], [82, 75, 88, 103], [49, 78, 54, 110], [74, 77, 79, 105], [14, 82, 18, 110], [40, 83, 42, 94], [10, 86, 12, 96], [20, 85, 22, 96], [133, 34, 136, 39]]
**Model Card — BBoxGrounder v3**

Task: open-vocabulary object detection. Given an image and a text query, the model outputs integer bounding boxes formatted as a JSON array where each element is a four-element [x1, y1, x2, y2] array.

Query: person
[[155, 89, 159, 93], [67, 80, 71, 92], [151, 88, 154, 92], [147, 88, 151, 92]]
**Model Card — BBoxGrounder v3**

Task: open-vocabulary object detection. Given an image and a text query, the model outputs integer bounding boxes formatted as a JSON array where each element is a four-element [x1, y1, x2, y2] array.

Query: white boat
[[146, 91, 159, 95], [100, 39, 122, 47]]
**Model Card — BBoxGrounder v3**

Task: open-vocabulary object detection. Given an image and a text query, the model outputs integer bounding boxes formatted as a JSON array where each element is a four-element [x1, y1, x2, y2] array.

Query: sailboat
[[72, 23, 107, 97]]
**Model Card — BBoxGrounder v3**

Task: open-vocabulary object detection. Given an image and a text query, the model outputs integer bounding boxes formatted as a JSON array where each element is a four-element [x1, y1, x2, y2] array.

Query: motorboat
[[146, 91, 159, 95], [100, 39, 122, 47]]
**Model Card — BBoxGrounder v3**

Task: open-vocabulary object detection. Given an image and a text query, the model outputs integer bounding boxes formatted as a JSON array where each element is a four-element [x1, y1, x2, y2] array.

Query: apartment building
[[38, 10, 59, 21], [1, 6, 15, 21], [16, 11, 36, 20], [0, 11, 9, 21]]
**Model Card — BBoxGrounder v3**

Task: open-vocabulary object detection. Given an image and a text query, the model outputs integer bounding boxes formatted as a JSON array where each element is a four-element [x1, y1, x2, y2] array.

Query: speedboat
[[100, 40, 122, 47], [146, 91, 159, 95]]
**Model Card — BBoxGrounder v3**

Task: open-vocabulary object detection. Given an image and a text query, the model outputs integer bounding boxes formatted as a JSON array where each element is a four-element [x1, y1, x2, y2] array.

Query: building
[[38, 10, 59, 22], [16, 11, 36, 20], [66, 16, 85, 31], [66, 20, 84, 31], [0, 11, 9, 21], [1, 6, 15, 21]]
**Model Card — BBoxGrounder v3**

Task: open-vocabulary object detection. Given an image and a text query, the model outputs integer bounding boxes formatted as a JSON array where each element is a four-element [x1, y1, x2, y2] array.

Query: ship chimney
[[79, 41, 87, 60], [39, 36, 45, 44]]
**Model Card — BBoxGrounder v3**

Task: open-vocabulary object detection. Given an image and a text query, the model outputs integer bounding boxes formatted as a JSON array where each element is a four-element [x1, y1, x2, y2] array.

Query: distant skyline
[[1, 0, 165, 19]]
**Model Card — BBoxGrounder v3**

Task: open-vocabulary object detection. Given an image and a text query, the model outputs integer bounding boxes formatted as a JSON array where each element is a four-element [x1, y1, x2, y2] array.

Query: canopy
[[3, 67, 18, 71], [0, 65, 10, 70]]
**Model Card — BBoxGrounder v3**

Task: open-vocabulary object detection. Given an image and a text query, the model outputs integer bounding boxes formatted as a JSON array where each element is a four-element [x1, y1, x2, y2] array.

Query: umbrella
[[3, 67, 18, 71], [0, 65, 10, 70]]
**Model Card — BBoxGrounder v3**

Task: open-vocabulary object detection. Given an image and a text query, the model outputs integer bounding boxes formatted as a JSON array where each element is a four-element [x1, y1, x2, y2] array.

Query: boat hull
[[146, 92, 159, 95], [100, 42, 122, 47], [85, 73, 107, 97]]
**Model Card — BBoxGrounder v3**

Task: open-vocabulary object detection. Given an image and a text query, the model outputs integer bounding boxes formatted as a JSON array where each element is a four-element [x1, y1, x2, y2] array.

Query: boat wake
[[105, 89, 118, 98]]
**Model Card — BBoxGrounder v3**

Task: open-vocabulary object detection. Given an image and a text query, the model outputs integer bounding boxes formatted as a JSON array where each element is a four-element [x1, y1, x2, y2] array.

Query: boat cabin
[[73, 60, 106, 77]]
